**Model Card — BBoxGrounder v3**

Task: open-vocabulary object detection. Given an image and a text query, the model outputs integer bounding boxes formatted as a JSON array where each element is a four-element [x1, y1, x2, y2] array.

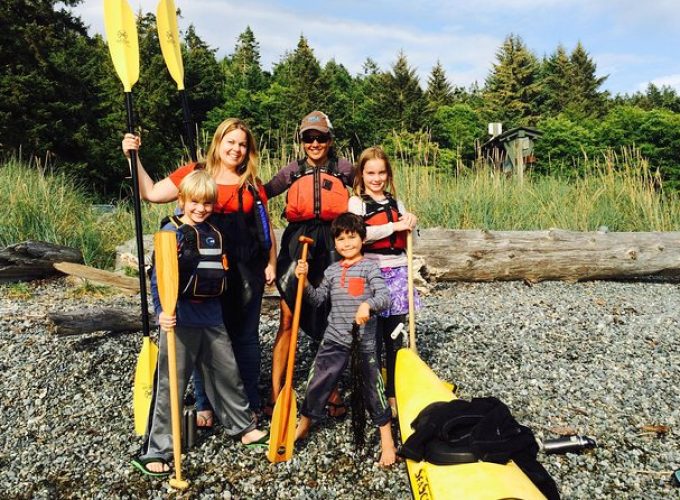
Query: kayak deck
[[395, 348, 546, 500]]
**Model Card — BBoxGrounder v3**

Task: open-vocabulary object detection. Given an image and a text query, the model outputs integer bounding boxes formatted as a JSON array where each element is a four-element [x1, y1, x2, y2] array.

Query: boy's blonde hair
[[178, 170, 218, 204]]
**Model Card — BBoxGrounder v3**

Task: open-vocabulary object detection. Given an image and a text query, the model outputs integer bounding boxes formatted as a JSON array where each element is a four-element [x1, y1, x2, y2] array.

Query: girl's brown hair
[[203, 118, 259, 187], [353, 146, 396, 197]]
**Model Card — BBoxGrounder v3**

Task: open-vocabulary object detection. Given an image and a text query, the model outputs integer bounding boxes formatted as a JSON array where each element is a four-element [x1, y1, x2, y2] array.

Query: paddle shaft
[[284, 238, 312, 387], [407, 231, 416, 352], [124, 92, 150, 337], [154, 231, 188, 489], [269, 236, 313, 462], [180, 90, 197, 162], [165, 326, 187, 487]]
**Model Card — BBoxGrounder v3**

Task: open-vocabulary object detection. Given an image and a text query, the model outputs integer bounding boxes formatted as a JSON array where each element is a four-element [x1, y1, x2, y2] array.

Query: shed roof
[[482, 126, 543, 150]]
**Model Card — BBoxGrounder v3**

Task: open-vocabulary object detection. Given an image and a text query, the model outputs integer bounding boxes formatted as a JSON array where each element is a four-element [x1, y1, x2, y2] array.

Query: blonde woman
[[123, 118, 276, 419]]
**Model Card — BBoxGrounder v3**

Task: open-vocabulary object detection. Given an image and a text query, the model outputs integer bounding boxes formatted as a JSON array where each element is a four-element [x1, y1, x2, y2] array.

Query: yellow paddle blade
[[103, 0, 139, 92], [154, 231, 179, 316], [267, 388, 297, 463], [133, 336, 159, 435], [156, 0, 185, 90]]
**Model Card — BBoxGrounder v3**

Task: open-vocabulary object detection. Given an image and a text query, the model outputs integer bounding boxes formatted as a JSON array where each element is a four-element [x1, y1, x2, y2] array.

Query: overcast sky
[[72, 0, 680, 95]]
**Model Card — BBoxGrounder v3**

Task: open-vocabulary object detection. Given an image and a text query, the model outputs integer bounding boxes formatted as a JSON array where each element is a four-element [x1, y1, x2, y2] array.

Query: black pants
[[376, 314, 405, 399]]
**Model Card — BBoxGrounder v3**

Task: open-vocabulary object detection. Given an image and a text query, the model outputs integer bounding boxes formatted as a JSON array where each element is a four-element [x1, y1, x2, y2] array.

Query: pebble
[[0, 277, 678, 498]]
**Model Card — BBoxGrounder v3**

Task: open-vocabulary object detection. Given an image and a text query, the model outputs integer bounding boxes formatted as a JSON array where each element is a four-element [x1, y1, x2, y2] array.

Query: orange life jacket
[[362, 194, 407, 254], [284, 159, 349, 222]]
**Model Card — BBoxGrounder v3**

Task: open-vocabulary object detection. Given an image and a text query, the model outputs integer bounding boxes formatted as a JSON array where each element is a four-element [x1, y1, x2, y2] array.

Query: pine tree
[[384, 51, 425, 132], [268, 35, 322, 138], [425, 60, 454, 115], [484, 34, 541, 126], [319, 60, 354, 147], [539, 44, 573, 116], [0, 0, 96, 160], [205, 26, 265, 137], [183, 25, 223, 129], [568, 42, 609, 118]]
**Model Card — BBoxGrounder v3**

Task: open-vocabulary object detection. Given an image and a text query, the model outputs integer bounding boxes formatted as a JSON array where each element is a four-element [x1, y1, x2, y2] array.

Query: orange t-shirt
[[169, 163, 268, 214]]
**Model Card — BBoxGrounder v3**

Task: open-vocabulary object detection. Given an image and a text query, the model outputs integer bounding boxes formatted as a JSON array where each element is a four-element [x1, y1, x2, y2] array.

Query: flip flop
[[196, 410, 214, 429], [131, 456, 171, 478], [244, 432, 270, 450]]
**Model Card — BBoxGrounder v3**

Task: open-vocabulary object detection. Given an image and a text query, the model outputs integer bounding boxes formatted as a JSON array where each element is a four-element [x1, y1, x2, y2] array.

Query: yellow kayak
[[395, 348, 546, 500]]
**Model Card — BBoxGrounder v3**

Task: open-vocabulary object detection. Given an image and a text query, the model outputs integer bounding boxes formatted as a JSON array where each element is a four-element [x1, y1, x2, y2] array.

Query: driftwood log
[[53, 262, 141, 294], [48, 307, 156, 336], [0, 240, 83, 283], [417, 229, 680, 282], [114, 229, 680, 283]]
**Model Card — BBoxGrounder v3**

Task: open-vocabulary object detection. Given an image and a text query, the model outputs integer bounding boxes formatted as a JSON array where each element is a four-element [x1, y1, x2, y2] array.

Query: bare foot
[[378, 444, 398, 467], [241, 428, 268, 445], [196, 409, 213, 429], [295, 416, 311, 441], [378, 421, 398, 467], [146, 461, 170, 473]]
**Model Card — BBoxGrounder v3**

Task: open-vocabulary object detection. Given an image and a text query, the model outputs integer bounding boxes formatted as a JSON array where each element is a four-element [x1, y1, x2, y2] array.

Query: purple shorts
[[379, 266, 421, 317]]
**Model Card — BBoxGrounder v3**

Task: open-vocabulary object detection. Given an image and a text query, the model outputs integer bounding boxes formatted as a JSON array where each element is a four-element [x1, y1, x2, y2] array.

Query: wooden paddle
[[156, 0, 197, 162], [267, 235, 314, 463], [154, 231, 188, 490], [103, 0, 156, 436], [407, 231, 416, 352]]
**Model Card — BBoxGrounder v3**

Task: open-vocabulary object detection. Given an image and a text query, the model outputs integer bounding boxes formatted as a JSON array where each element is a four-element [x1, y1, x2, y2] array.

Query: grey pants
[[300, 338, 391, 427], [140, 324, 256, 461]]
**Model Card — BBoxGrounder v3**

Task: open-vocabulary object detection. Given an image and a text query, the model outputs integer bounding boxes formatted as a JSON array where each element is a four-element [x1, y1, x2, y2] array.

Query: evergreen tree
[[131, 12, 185, 173], [0, 1, 96, 162], [567, 42, 609, 118], [319, 60, 355, 147], [387, 51, 425, 132], [619, 83, 680, 113], [268, 35, 322, 139], [183, 25, 223, 131], [484, 34, 541, 127], [205, 26, 266, 138], [362, 57, 380, 75], [353, 59, 389, 147], [425, 60, 454, 115], [539, 44, 573, 116]]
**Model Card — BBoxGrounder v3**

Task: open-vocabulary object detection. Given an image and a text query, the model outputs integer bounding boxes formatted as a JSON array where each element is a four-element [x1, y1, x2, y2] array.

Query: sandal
[[196, 410, 214, 429], [326, 401, 348, 420], [243, 431, 269, 450], [131, 456, 171, 478]]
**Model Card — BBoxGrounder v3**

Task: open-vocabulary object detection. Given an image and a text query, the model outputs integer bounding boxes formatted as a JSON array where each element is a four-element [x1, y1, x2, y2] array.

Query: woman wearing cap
[[264, 111, 354, 417]]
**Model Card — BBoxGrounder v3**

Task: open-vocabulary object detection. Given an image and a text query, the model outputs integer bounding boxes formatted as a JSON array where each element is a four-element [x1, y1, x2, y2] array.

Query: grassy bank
[[2, 151, 679, 269], [393, 147, 680, 231]]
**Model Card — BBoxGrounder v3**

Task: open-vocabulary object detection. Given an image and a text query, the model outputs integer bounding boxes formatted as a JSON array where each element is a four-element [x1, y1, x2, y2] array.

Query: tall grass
[[2, 146, 679, 270], [390, 145, 680, 231], [0, 158, 170, 268]]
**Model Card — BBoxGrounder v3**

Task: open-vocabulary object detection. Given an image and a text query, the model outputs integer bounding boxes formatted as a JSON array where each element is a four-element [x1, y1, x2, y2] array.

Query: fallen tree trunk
[[48, 307, 155, 336], [415, 229, 680, 282], [53, 262, 141, 294], [0, 241, 83, 283]]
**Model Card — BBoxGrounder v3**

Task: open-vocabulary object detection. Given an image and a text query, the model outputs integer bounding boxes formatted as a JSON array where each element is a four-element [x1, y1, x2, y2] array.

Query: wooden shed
[[481, 126, 542, 181]]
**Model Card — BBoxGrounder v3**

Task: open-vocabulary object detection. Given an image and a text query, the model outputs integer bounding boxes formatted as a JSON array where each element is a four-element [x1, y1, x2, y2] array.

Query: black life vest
[[284, 158, 349, 222], [361, 194, 407, 254], [163, 215, 228, 298]]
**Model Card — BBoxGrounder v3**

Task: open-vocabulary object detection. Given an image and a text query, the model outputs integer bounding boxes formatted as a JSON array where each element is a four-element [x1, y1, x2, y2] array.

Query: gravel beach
[[0, 277, 678, 499]]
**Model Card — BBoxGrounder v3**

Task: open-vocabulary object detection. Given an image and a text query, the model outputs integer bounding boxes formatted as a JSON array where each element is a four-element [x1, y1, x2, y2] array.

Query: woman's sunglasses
[[301, 133, 331, 144]]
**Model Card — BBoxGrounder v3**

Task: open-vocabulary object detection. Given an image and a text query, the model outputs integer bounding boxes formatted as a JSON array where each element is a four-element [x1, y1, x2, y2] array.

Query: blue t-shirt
[[150, 220, 223, 327]]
